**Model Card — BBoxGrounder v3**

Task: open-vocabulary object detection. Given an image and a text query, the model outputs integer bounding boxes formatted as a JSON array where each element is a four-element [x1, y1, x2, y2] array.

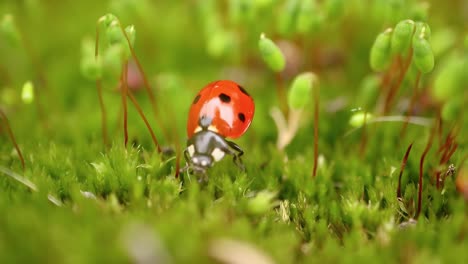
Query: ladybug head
[[190, 154, 214, 173]]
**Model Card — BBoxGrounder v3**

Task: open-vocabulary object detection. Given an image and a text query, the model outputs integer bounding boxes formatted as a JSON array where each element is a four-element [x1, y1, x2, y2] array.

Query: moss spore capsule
[[413, 22, 431, 41], [80, 38, 102, 80], [259, 33, 286, 72], [288, 72, 316, 109], [349, 112, 373, 128], [413, 36, 434, 73], [391, 19, 415, 55], [370, 28, 393, 72]]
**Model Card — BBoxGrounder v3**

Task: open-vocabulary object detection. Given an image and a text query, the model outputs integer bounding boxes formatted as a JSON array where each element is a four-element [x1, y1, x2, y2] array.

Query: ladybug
[[184, 80, 255, 174]]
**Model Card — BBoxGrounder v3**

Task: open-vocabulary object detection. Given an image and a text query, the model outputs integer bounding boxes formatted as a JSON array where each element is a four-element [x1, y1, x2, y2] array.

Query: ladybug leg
[[178, 149, 190, 173], [183, 148, 191, 165], [226, 140, 245, 172]]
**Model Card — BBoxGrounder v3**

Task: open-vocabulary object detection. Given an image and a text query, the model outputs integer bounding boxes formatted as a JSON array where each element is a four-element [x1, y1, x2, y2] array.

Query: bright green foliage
[[413, 22, 431, 41], [21, 81, 34, 104], [102, 44, 124, 79], [258, 33, 286, 72], [228, 0, 256, 25], [0, 14, 21, 47], [277, 0, 300, 35], [324, 0, 344, 20], [349, 112, 373, 128], [207, 30, 236, 58], [465, 34, 468, 49], [370, 28, 393, 72], [245, 190, 278, 216], [432, 56, 465, 102], [106, 21, 125, 45], [288, 72, 316, 109], [410, 2, 429, 21], [80, 38, 102, 80], [98, 13, 119, 28], [296, 0, 323, 33], [441, 97, 462, 121], [358, 74, 380, 109], [431, 28, 456, 57], [412, 36, 434, 73]]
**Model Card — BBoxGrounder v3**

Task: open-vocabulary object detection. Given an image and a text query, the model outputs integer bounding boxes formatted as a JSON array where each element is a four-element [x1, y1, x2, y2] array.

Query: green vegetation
[[1, 1, 466, 263]]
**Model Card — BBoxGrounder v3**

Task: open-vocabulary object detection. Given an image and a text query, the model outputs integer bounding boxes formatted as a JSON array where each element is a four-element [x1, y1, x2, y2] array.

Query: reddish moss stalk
[[95, 26, 108, 147], [358, 112, 369, 157], [120, 25, 171, 143], [0, 109, 25, 169], [275, 73, 288, 116], [400, 72, 421, 139], [312, 86, 320, 178], [127, 90, 162, 153], [416, 125, 436, 219], [121, 62, 129, 146], [435, 121, 460, 189], [397, 143, 413, 198], [383, 49, 413, 114]]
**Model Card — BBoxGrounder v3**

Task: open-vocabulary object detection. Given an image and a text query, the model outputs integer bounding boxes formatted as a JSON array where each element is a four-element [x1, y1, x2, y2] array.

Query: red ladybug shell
[[187, 80, 255, 139]]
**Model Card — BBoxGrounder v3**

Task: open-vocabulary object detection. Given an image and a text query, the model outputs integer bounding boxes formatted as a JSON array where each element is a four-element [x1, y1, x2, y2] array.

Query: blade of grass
[[0, 166, 36, 191]]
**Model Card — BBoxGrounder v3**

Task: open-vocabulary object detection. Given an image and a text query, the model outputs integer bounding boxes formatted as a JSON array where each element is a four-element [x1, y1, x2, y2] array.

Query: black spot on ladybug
[[192, 94, 201, 104], [237, 85, 250, 96], [219, 93, 231, 103], [238, 113, 246, 122]]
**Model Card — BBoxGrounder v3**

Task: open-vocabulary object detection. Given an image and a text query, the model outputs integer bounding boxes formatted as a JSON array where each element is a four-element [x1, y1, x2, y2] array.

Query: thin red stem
[[127, 90, 161, 153], [416, 125, 436, 219], [384, 49, 413, 114], [275, 73, 288, 116], [95, 25, 108, 147], [359, 112, 369, 157], [119, 25, 170, 143], [0, 109, 25, 170], [121, 62, 129, 147], [397, 143, 413, 198], [400, 72, 421, 139], [312, 87, 319, 178]]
